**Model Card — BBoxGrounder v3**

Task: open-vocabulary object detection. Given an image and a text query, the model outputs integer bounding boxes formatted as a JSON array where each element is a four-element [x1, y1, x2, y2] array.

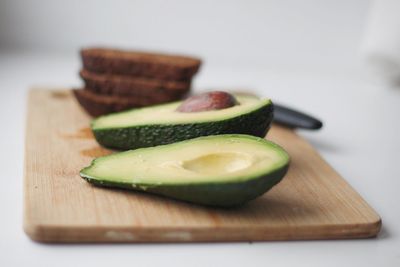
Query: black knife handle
[[273, 103, 323, 130]]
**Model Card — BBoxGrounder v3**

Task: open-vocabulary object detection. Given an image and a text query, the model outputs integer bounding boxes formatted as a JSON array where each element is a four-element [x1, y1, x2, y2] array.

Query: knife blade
[[273, 103, 323, 130]]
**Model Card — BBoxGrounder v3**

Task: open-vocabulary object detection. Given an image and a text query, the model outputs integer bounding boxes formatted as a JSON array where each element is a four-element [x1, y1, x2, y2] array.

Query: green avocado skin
[[81, 164, 288, 207], [93, 103, 273, 150]]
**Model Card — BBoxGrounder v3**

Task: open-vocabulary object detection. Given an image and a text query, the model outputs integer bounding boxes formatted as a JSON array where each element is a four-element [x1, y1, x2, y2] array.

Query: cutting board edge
[[23, 216, 382, 243]]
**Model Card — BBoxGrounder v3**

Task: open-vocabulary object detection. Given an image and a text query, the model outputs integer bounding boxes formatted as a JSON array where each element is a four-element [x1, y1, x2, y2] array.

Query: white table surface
[[1, 50, 399, 267]]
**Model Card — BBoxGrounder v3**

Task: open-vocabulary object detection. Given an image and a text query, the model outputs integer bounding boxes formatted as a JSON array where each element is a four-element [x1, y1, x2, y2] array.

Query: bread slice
[[81, 48, 202, 81], [80, 69, 190, 97], [73, 89, 184, 117]]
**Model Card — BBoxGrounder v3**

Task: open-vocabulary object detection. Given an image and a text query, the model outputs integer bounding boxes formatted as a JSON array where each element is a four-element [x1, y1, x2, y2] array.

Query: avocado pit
[[176, 91, 238, 112]]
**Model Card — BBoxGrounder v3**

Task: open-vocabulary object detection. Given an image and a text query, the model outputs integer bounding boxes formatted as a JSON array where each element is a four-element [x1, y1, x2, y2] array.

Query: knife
[[273, 103, 323, 130], [215, 91, 323, 130]]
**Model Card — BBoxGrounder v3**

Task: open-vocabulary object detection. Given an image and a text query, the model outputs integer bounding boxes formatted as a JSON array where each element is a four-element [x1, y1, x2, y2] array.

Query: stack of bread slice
[[74, 48, 202, 117]]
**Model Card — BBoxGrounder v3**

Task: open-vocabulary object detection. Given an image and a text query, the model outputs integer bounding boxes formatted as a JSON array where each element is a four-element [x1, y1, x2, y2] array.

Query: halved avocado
[[80, 134, 290, 207], [91, 94, 273, 150]]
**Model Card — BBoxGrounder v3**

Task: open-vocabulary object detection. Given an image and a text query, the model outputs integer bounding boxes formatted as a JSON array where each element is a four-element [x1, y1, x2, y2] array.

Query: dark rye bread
[[81, 48, 202, 81], [73, 89, 184, 117], [80, 69, 190, 98]]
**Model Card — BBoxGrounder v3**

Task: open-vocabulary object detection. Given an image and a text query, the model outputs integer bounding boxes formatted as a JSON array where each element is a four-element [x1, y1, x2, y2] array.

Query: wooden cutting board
[[23, 89, 381, 243]]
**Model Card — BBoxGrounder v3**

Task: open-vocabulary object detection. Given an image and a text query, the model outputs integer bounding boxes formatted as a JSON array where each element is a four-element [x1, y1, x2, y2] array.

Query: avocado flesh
[[91, 95, 273, 150], [80, 134, 290, 207]]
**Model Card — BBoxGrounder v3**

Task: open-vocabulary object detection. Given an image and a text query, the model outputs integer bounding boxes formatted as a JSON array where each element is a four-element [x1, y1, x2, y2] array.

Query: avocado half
[[91, 94, 273, 150], [80, 134, 290, 207]]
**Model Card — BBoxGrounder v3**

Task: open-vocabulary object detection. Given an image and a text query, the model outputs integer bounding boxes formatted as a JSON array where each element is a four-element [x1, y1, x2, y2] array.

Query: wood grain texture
[[23, 89, 381, 243]]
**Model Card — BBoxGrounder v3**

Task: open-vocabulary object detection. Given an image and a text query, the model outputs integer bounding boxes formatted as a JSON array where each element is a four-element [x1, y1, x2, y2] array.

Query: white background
[[0, 0, 369, 71], [1, 0, 399, 266]]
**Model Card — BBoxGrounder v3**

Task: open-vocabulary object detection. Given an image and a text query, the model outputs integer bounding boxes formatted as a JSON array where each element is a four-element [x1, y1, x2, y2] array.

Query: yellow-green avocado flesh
[[91, 94, 273, 150], [80, 134, 290, 207]]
